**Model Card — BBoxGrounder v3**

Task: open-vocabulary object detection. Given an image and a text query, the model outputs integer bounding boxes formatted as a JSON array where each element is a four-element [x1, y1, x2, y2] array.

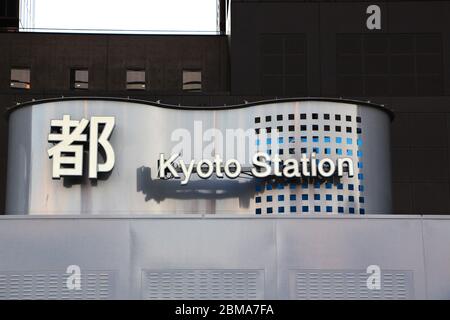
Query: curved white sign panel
[[6, 98, 392, 215]]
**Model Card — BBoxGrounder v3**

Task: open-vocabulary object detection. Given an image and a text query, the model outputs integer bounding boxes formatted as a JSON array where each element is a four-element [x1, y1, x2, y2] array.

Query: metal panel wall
[[5, 98, 392, 215], [0, 215, 448, 299]]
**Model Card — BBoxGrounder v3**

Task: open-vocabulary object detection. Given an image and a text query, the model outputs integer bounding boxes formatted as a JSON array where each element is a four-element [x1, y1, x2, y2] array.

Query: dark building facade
[[1, 0, 450, 214]]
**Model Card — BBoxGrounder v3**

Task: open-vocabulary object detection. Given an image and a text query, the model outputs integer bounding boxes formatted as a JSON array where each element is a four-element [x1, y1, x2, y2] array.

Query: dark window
[[260, 34, 307, 96], [71, 69, 88, 90], [335, 115, 341, 121], [277, 126, 283, 132], [266, 116, 271, 122], [277, 115, 283, 121], [288, 114, 294, 120], [336, 126, 341, 132], [300, 114, 306, 120], [336, 33, 443, 96], [289, 125, 295, 131], [182, 69, 201, 92], [255, 117, 261, 123], [10, 68, 30, 89], [312, 113, 318, 119], [126, 69, 146, 90], [324, 114, 330, 120]]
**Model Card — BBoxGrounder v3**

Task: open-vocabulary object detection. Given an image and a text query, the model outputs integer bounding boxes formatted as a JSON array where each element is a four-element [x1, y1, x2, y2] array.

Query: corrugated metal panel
[[141, 269, 264, 300]]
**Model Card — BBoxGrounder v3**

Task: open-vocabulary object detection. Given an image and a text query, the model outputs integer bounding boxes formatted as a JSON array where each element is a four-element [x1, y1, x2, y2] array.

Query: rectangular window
[[10, 68, 30, 89], [71, 69, 88, 90], [260, 34, 307, 96], [336, 33, 443, 96], [126, 69, 146, 90], [183, 69, 202, 92]]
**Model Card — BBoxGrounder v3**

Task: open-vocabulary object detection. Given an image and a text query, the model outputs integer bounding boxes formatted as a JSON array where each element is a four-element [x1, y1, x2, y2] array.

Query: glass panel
[[126, 70, 146, 90], [182, 70, 202, 92], [10, 68, 31, 89], [72, 69, 88, 89]]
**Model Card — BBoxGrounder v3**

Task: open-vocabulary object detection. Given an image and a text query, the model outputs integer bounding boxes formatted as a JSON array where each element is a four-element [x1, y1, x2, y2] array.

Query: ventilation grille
[[0, 271, 114, 300], [142, 269, 264, 300], [290, 269, 413, 300]]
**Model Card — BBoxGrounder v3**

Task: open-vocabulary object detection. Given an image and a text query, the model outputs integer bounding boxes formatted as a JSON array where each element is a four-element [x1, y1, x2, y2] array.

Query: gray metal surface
[[0, 214, 448, 300], [5, 98, 392, 215]]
